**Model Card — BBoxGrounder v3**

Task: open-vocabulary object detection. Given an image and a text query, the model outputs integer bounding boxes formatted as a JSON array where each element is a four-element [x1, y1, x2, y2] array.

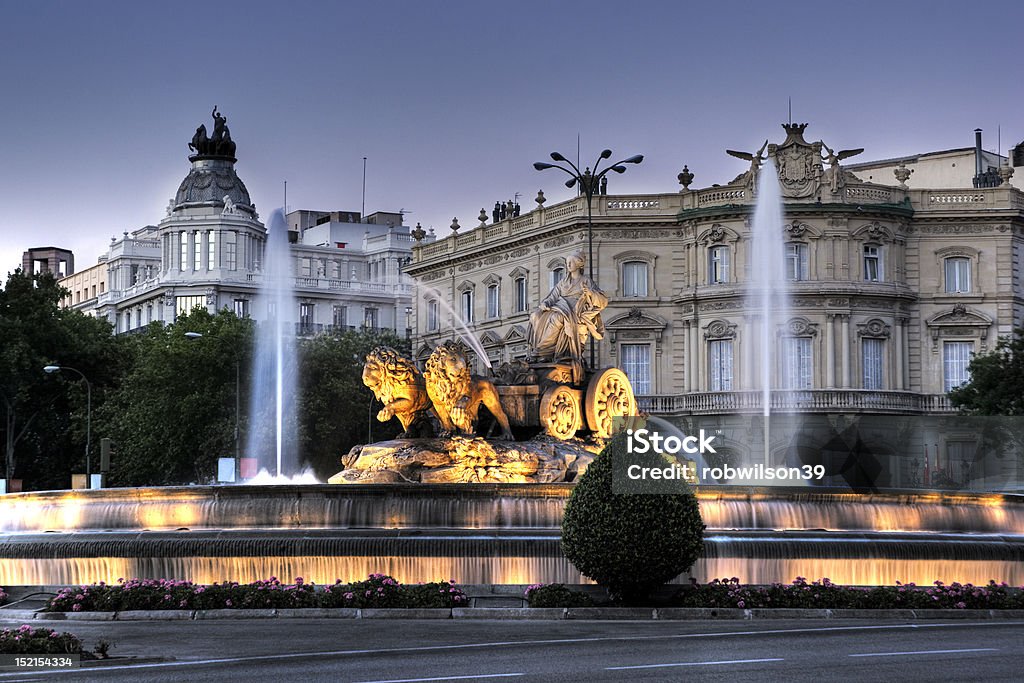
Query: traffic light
[[100, 438, 115, 472]]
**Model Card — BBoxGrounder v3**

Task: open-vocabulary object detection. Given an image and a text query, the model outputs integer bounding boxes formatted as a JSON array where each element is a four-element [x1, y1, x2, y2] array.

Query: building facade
[[61, 115, 414, 335], [406, 123, 1024, 488]]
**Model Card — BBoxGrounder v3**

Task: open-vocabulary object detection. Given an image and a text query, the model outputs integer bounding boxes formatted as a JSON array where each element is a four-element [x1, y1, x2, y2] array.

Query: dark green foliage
[[0, 625, 89, 656], [297, 329, 407, 480], [949, 330, 1024, 415], [524, 583, 593, 608], [561, 431, 705, 604], [0, 269, 121, 490], [99, 308, 253, 486]]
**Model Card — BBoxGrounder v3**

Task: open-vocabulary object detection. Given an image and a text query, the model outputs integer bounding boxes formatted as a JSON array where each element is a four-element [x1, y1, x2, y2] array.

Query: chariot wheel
[[585, 368, 637, 438], [540, 385, 583, 440]]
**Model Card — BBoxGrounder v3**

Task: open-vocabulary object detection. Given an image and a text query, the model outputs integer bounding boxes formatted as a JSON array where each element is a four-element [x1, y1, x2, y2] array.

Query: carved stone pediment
[[857, 318, 891, 339], [927, 304, 992, 327], [504, 324, 526, 342], [479, 330, 503, 347], [781, 316, 819, 337], [606, 308, 667, 330], [703, 319, 738, 340]]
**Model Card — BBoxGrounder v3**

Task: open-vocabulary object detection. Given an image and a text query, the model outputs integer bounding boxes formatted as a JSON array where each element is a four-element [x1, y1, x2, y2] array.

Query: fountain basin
[[0, 485, 1021, 586]]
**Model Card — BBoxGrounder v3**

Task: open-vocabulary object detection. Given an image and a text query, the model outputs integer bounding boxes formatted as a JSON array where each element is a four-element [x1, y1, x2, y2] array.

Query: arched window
[[426, 299, 439, 331], [486, 283, 500, 319], [550, 266, 565, 289], [944, 257, 971, 293], [622, 261, 648, 297], [514, 276, 528, 313]]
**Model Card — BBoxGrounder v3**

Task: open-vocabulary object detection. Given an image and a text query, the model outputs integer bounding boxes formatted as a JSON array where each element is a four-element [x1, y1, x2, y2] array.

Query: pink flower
[[955, 602, 966, 609], [736, 600, 745, 608], [72, 604, 82, 612]]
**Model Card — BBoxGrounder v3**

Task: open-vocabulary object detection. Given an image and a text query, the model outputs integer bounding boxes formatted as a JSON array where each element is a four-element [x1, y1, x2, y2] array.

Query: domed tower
[[158, 108, 266, 315]]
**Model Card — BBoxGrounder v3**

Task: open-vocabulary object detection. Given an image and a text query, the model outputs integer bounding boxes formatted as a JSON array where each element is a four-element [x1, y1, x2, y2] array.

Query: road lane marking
[[354, 675, 524, 683], [608, 658, 783, 670], [849, 648, 998, 658], [0, 622, 1021, 678]]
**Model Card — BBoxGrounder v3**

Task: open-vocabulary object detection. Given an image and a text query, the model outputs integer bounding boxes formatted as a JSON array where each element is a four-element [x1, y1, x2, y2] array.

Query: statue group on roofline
[[188, 106, 237, 158]]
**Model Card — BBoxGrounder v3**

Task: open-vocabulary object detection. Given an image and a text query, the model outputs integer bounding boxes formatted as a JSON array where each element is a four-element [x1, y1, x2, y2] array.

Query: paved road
[[0, 618, 1021, 682]]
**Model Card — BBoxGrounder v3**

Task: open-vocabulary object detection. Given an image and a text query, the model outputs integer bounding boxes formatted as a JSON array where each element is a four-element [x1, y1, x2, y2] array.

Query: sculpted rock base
[[328, 435, 603, 484]]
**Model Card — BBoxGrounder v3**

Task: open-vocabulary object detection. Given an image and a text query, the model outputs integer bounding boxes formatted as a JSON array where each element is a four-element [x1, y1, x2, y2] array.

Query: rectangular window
[[180, 233, 188, 271], [622, 261, 648, 297], [427, 299, 439, 331], [225, 231, 238, 271], [709, 339, 734, 391], [945, 257, 971, 293], [233, 299, 249, 318], [486, 284, 500, 319], [943, 341, 972, 392], [299, 303, 315, 332], [194, 231, 202, 271], [333, 305, 347, 328], [785, 243, 809, 281], [783, 337, 813, 389], [176, 295, 205, 315], [709, 246, 730, 284], [862, 338, 884, 390], [514, 277, 528, 313], [864, 245, 881, 282], [461, 290, 474, 323], [364, 307, 379, 329], [208, 230, 217, 269], [621, 343, 651, 395]]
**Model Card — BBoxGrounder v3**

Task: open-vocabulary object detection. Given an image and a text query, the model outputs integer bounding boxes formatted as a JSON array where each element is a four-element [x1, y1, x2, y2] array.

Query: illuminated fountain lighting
[[246, 209, 298, 478], [747, 158, 789, 469], [1, 486, 1022, 587]]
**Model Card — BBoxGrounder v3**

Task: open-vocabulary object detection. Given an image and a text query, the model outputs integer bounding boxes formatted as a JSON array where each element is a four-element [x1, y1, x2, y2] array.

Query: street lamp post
[[533, 149, 643, 369], [43, 365, 92, 480], [185, 332, 241, 462]]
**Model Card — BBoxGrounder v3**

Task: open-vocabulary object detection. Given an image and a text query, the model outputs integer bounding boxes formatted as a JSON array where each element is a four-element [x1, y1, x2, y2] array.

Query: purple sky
[[2, 0, 1021, 275]]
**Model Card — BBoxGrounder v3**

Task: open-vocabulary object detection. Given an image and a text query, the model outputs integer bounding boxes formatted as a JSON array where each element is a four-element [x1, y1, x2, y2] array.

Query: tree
[[99, 308, 253, 486], [297, 329, 407, 480], [561, 430, 705, 604], [0, 269, 121, 490], [949, 330, 1024, 415]]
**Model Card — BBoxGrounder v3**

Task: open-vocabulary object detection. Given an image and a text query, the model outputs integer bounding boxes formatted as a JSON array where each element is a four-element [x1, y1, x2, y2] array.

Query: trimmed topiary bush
[[562, 429, 705, 604]]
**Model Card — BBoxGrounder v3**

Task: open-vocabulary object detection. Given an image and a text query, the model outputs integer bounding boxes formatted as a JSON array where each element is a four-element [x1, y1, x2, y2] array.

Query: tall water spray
[[246, 209, 298, 476], [748, 159, 789, 464]]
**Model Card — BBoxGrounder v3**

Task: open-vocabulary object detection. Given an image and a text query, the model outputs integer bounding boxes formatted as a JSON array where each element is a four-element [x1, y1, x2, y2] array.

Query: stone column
[[688, 321, 699, 392], [825, 313, 835, 388], [895, 317, 906, 390], [840, 315, 851, 388], [742, 316, 753, 390]]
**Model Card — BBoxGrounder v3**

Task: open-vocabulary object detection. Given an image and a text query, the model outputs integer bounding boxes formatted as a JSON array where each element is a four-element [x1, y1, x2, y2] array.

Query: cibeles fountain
[[331, 249, 635, 484], [1, 119, 1023, 589]]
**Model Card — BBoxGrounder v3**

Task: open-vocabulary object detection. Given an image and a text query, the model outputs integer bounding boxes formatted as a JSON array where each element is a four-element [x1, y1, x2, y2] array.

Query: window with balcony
[[943, 341, 972, 392], [709, 339, 734, 391], [944, 257, 971, 293], [785, 243, 809, 281], [622, 261, 649, 297], [621, 343, 651, 395], [862, 338, 884, 390], [782, 337, 813, 389], [709, 246, 730, 284]]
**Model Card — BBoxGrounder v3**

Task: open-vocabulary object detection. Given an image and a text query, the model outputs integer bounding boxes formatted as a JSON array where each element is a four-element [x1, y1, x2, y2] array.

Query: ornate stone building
[[62, 112, 415, 335], [407, 123, 1024, 488]]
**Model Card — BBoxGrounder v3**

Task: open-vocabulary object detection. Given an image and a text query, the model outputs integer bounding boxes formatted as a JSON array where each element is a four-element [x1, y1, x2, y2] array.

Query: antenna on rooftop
[[361, 157, 368, 222], [788, 97, 792, 125]]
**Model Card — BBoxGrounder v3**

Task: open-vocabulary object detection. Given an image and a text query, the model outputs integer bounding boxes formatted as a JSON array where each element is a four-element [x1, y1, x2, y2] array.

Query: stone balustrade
[[636, 390, 957, 415]]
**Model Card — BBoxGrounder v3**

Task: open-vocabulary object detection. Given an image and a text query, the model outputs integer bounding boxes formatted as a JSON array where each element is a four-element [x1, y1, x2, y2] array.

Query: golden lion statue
[[362, 346, 434, 437], [423, 341, 514, 440]]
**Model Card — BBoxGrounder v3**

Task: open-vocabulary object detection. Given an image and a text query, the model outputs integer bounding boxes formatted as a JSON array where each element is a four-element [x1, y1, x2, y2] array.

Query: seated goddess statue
[[526, 250, 608, 371]]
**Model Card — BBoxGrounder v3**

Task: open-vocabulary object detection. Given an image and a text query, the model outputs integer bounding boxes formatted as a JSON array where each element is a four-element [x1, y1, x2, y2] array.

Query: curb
[[9, 608, 1024, 622]]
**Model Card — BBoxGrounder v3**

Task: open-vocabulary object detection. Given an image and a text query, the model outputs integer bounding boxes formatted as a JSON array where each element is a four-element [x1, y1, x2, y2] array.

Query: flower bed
[[672, 577, 1024, 610], [0, 625, 92, 656], [45, 575, 466, 612], [525, 583, 593, 608]]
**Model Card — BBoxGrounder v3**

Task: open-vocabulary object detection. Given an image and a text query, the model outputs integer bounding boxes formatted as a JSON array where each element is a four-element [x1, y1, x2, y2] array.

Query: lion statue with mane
[[423, 341, 514, 440], [362, 346, 434, 437]]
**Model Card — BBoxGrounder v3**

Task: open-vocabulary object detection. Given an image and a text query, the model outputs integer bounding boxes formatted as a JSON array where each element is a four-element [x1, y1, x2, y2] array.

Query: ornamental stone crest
[[768, 124, 823, 198]]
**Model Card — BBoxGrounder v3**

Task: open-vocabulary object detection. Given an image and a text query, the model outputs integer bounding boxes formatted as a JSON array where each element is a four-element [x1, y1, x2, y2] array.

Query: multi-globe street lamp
[[42, 365, 92, 480], [533, 149, 643, 368]]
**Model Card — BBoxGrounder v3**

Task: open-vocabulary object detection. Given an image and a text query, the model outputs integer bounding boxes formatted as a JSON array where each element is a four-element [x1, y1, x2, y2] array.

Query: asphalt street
[[0, 618, 1020, 682]]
